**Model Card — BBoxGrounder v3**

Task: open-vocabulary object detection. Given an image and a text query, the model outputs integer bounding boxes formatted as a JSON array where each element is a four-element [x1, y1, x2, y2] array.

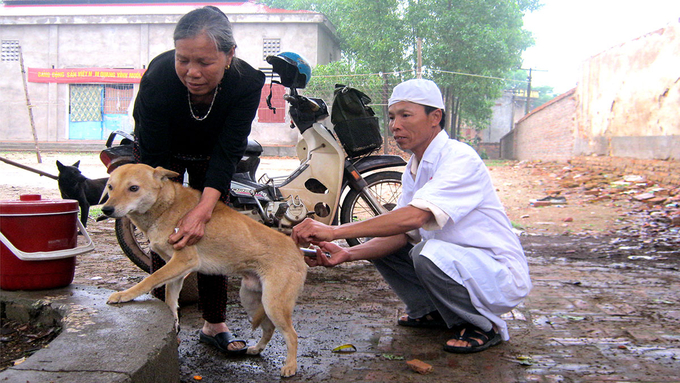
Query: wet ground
[[1, 152, 679, 382], [170, 232, 680, 383]]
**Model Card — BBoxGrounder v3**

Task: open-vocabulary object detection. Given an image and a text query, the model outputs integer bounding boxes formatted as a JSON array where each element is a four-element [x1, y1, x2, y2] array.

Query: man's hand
[[304, 241, 348, 267], [291, 218, 334, 246]]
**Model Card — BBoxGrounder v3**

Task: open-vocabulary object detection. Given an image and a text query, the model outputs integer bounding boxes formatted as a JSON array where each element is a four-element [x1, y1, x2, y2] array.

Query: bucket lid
[[0, 194, 79, 215]]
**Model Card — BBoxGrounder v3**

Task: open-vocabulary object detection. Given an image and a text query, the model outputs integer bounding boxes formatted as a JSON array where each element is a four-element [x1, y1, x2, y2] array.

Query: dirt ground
[[1, 151, 679, 382]]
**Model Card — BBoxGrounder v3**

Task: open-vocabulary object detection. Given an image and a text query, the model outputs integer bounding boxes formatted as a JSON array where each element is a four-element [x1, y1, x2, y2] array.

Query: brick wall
[[569, 156, 680, 186], [500, 89, 577, 161], [474, 142, 500, 159]]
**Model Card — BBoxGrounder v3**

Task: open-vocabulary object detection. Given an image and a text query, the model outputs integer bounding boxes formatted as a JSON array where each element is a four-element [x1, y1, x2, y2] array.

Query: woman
[[132, 6, 265, 354]]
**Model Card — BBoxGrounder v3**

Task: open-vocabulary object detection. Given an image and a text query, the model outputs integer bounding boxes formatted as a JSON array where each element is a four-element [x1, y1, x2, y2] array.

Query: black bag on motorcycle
[[330, 84, 382, 158]]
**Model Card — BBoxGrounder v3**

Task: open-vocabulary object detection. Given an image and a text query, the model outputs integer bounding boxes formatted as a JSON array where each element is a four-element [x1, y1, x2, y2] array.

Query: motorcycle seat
[[245, 139, 263, 157]]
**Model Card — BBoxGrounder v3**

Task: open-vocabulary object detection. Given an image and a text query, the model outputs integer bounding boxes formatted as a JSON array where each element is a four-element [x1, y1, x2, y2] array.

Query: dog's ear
[[153, 166, 180, 181], [72, 160, 80, 168], [56, 160, 64, 171]]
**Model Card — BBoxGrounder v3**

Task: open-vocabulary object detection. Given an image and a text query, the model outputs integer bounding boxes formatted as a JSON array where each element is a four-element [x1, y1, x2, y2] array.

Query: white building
[[0, 1, 339, 153]]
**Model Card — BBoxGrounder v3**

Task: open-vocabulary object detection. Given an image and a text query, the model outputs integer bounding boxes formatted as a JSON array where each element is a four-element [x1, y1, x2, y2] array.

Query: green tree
[[262, 0, 539, 136], [404, 0, 538, 134]]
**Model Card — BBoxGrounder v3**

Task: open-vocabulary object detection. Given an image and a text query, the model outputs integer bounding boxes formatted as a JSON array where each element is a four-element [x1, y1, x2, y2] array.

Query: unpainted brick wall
[[500, 89, 577, 161]]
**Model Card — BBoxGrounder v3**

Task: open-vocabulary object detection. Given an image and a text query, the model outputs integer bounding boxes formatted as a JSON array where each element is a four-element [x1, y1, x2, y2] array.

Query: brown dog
[[101, 163, 307, 377]]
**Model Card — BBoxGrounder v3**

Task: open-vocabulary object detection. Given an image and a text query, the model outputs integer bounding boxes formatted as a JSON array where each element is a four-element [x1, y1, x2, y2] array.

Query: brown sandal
[[443, 325, 501, 354]]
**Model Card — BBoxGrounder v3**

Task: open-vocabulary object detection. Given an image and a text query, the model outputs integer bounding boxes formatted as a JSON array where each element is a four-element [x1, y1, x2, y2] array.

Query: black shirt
[[133, 50, 265, 194]]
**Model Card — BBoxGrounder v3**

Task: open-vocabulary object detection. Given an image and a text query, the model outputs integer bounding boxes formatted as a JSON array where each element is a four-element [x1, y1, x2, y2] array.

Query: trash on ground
[[406, 359, 433, 374], [332, 344, 357, 353]]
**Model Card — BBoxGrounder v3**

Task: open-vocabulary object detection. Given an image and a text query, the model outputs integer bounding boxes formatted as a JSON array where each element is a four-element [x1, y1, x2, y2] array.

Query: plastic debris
[[332, 344, 357, 353]]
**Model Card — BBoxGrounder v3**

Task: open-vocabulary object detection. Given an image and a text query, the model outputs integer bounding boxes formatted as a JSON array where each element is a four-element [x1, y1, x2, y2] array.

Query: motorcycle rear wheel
[[340, 171, 402, 247], [115, 217, 152, 273], [115, 217, 199, 303]]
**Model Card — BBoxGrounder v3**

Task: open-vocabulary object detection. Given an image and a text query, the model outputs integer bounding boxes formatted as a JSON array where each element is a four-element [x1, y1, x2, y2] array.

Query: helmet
[[266, 52, 311, 89]]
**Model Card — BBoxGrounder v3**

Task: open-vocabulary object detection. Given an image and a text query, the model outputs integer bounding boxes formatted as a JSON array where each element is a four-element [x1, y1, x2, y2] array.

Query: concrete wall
[[575, 20, 680, 160], [479, 90, 526, 143], [501, 19, 679, 162], [0, 4, 339, 151], [500, 89, 577, 161]]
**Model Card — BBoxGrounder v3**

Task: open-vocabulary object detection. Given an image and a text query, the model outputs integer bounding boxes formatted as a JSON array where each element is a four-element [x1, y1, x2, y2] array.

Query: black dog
[[56, 160, 108, 227]]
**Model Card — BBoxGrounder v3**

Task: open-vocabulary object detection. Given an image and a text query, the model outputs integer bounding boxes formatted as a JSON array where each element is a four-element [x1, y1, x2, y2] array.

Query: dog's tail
[[250, 306, 266, 330]]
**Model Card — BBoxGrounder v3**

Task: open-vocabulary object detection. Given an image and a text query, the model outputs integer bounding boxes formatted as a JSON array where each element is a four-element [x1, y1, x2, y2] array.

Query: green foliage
[[261, 0, 539, 131]]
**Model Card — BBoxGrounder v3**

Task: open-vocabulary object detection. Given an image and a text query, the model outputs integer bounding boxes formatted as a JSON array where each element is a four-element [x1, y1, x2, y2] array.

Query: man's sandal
[[443, 325, 501, 354], [398, 311, 448, 329], [199, 330, 248, 355]]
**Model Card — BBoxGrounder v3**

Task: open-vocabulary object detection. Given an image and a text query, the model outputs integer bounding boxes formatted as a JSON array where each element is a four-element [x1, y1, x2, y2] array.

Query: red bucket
[[0, 194, 94, 290]]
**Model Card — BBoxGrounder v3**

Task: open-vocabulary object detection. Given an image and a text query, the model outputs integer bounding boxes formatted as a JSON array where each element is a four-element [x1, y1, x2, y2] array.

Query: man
[[292, 78, 531, 353]]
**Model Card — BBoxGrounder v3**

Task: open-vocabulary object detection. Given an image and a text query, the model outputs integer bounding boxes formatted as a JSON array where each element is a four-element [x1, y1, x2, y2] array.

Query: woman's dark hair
[[424, 105, 446, 129], [174, 6, 236, 55]]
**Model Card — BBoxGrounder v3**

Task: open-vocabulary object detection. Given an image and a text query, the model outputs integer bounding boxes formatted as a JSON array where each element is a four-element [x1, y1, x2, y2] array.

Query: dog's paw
[[246, 345, 263, 356], [107, 291, 134, 304], [280, 363, 297, 378]]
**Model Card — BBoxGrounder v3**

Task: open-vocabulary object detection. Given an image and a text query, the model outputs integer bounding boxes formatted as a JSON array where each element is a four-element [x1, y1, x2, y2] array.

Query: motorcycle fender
[[351, 155, 406, 174]]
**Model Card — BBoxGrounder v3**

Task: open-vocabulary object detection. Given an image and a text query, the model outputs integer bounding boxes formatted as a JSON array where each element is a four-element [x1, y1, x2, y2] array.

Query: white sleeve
[[409, 198, 450, 231]]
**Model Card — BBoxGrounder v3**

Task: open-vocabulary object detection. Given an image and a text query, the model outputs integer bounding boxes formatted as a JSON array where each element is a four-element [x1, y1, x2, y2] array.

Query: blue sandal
[[199, 330, 248, 355]]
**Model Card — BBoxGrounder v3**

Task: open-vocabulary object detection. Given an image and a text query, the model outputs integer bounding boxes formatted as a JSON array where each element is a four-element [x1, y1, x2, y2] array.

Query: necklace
[[188, 86, 218, 121]]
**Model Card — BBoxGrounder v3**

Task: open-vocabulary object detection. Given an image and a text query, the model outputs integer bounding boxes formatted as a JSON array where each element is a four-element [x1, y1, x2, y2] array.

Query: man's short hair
[[424, 105, 446, 129]]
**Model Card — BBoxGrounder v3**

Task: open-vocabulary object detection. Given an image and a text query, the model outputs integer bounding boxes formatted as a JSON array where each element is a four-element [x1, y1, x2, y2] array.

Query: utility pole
[[519, 67, 547, 115], [525, 68, 532, 115]]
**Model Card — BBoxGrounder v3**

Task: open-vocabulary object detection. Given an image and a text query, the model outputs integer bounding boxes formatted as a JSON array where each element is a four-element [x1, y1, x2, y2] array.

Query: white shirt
[[398, 130, 532, 340]]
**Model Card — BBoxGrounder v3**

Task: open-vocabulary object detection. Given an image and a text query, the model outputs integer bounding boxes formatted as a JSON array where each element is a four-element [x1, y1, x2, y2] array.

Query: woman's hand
[[168, 187, 221, 250], [168, 204, 212, 249], [304, 241, 348, 268], [291, 218, 335, 246]]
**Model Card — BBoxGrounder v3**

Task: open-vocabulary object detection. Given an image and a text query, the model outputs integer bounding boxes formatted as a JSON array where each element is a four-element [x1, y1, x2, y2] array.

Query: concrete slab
[[0, 284, 178, 383]]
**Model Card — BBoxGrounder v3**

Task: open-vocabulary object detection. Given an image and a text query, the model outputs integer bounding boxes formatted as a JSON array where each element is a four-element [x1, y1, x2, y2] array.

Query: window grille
[[1, 40, 20, 62], [259, 67, 281, 84], [103, 84, 134, 114], [262, 38, 281, 60], [70, 84, 103, 122]]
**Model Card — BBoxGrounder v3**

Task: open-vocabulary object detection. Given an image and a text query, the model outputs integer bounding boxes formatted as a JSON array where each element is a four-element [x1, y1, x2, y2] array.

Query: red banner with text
[[28, 68, 146, 84]]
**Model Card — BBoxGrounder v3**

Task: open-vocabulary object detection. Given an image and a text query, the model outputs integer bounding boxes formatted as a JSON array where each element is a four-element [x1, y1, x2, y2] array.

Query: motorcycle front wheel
[[340, 170, 402, 247]]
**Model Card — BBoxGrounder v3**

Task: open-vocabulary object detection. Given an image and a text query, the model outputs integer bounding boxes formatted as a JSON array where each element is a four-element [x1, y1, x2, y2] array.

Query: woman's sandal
[[397, 311, 448, 329], [199, 330, 248, 355], [443, 325, 501, 354]]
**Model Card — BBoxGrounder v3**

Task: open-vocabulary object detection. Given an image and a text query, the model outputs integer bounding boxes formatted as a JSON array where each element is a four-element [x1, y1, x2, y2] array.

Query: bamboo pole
[[18, 45, 42, 163]]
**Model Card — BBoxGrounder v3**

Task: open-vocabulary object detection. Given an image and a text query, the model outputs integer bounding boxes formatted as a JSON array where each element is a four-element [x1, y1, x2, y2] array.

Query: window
[[103, 84, 134, 114], [1, 40, 20, 62], [262, 38, 280, 60]]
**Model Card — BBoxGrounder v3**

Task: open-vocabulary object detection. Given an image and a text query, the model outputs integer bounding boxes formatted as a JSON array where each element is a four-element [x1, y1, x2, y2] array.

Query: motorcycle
[[99, 52, 406, 273]]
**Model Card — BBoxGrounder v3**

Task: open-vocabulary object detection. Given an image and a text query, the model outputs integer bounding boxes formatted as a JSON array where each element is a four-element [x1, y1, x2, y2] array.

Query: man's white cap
[[388, 79, 445, 111]]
